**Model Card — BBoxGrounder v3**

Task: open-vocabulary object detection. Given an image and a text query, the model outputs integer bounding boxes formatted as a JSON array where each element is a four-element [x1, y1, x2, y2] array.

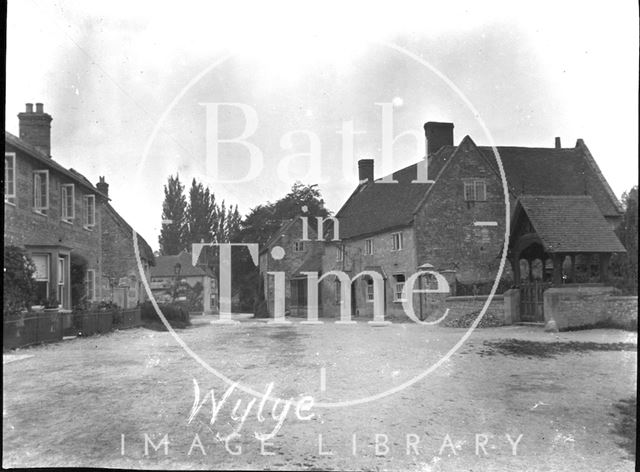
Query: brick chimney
[[96, 176, 109, 197], [424, 122, 454, 156], [18, 103, 53, 157], [555, 137, 561, 149], [358, 159, 374, 183]]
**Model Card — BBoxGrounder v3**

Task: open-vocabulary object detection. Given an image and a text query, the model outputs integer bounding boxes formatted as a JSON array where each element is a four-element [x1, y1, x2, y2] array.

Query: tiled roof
[[335, 138, 622, 240], [517, 196, 625, 253], [335, 148, 452, 239], [292, 251, 323, 277], [477, 144, 622, 216], [150, 250, 214, 278]]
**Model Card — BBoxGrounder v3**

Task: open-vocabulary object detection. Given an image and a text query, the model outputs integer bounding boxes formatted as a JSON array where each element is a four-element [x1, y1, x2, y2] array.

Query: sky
[[6, 0, 639, 251]]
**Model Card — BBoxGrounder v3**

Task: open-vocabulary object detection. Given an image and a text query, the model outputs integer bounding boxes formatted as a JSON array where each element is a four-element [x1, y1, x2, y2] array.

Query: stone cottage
[[4, 103, 155, 310]]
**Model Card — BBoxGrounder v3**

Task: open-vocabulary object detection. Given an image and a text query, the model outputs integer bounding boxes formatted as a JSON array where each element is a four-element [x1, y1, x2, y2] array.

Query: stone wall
[[543, 286, 638, 331], [441, 294, 505, 324]]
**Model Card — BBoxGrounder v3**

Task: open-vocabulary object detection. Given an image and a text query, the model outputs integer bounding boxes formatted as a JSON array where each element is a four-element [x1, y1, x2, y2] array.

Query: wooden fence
[[3, 307, 142, 350]]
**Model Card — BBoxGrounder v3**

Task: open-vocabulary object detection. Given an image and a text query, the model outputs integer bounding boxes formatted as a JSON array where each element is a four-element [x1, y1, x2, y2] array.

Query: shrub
[[140, 301, 191, 328], [3, 246, 36, 319]]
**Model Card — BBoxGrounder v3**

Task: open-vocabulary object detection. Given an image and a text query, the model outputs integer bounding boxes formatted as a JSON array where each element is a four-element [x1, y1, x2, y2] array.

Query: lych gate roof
[[516, 196, 625, 254]]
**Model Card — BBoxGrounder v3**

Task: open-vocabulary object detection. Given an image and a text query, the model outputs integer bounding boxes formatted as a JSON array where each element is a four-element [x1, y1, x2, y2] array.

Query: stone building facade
[[259, 120, 625, 323], [4, 103, 154, 310]]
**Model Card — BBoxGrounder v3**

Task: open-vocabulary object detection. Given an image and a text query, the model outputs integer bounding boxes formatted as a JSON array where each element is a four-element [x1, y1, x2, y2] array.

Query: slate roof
[[150, 250, 214, 278], [516, 196, 625, 253], [291, 251, 323, 277], [5, 131, 108, 198], [335, 138, 622, 240]]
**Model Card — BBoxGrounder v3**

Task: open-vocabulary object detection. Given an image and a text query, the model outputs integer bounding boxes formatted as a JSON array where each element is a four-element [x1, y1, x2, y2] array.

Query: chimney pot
[[18, 102, 53, 157], [555, 137, 561, 149], [96, 176, 109, 197], [358, 159, 374, 183], [424, 122, 454, 156]]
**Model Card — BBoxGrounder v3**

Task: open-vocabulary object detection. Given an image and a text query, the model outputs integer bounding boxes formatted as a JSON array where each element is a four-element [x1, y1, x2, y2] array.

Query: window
[[336, 245, 344, 261], [61, 184, 75, 222], [83, 194, 96, 228], [391, 232, 403, 251], [365, 239, 373, 255], [32, 254, 50, 303], [33, 170, 49, 213], [293, 241, 305, 252], [4, 153, 16, 204], [393, 274, 406, 301], [291, 279, 307, 306], [464, 180, 487, 202], [86, 269, 96, 301], [334, 280, 341, 304], [57, 257, 65, 305], [366, 277, 375, 301]]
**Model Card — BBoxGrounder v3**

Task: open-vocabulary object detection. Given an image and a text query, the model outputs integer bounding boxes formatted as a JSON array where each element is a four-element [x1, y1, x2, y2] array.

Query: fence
[[3, 307, 142, 351]]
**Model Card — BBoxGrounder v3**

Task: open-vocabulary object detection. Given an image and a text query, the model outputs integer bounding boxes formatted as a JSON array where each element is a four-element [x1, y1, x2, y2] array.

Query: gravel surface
[[3, 320, 637, 471]]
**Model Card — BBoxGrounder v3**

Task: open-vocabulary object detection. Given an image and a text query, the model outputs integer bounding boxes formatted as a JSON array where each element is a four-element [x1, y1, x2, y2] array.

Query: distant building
[[4, 103, 155, 310], [149, 249, 217, 312]]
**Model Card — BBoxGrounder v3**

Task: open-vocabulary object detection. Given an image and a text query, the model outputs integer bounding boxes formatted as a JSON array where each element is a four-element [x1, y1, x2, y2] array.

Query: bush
[[3, 246, 36, 319], [140, 301, 191, 329]]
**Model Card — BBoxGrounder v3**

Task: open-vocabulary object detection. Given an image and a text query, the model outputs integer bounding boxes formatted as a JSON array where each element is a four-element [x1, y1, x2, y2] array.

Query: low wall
[[543, 286, 638, 331], [440, 295, 505, 323]]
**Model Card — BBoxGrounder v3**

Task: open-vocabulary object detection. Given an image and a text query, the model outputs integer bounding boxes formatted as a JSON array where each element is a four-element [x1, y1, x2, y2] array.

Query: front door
[[520, 282, 550, 322]]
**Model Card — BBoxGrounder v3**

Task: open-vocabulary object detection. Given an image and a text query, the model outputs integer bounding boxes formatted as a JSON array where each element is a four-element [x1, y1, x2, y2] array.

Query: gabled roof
[[150, 250, 214, 278], [5, 131, 108, 199], [103, 203, 155, 264], [477, 142, 622, 216], [515, 196, 625, 253], [335, 148, 453, 240]]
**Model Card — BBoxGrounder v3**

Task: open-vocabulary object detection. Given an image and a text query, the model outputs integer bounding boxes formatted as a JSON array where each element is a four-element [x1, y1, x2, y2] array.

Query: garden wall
[[3, 307, 142, 351], [442, 295, 505, 323], [543, 286, 638, 331]]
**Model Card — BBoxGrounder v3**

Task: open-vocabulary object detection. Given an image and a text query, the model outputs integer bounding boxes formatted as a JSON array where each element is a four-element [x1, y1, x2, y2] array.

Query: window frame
[[32, 253, 50, 303], [293, 241, 305, 252], [33, 170, 49, 214], [391, 232, 403, 251], [4, 152, 16, 204], [86, 269, 96, 302], [365, 238, 373, 255], [336, 245, 344, 262], [61, 183, 75, 222], [464, 179, 487, 202], [334, 279, 341, 304], [365, 277, 375, 302], [83, 194, 96, 228], [393, 273, 406, 302]]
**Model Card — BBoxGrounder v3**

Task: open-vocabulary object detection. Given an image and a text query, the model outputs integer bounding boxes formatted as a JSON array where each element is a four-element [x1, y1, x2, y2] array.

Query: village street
[[3, 320, 636, 471]]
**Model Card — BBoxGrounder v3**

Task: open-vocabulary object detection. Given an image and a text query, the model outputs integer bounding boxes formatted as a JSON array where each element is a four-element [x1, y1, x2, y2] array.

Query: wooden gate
[[520, 282, 550, 322]]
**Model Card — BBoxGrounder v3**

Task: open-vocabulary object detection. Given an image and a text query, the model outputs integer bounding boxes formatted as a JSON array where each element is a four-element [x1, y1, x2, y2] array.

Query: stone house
[[4, 103, 155, 310], [259, 121, 626, 323]]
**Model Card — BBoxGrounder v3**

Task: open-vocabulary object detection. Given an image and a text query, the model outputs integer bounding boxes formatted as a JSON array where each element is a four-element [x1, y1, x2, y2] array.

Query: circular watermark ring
[[132, 39, 510, 409]]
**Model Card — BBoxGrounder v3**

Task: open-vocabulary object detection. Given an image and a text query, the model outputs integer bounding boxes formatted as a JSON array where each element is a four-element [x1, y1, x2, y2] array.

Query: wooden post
[[552, 254, 562, 285], [599, 253, 611, 284]]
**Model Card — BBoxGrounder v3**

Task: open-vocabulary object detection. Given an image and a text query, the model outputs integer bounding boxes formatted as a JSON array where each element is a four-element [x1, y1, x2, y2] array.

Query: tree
[[235, 182, 332, 310], [158, 174, 187, 255], [3, 246, 36, 318], [613, 186, 638, 294], [185, 178, 217, 246]]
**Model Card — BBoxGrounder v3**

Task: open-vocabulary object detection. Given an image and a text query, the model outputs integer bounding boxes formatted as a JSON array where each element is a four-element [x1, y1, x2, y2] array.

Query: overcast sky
[[6, 0, 638, 250]]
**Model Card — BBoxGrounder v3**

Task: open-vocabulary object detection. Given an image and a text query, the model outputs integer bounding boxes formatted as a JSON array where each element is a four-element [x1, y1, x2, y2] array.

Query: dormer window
[[464, 179, 486, 201], [33, 170, 49, 214]]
